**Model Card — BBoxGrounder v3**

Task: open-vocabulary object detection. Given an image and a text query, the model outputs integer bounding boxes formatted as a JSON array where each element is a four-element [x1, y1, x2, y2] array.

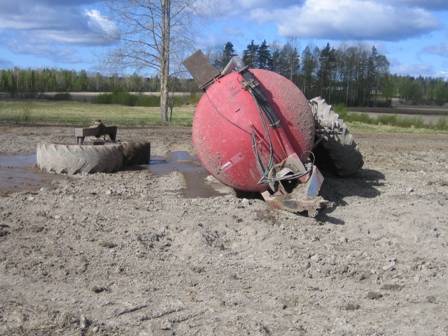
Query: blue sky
[[0, 0, 447, 78]]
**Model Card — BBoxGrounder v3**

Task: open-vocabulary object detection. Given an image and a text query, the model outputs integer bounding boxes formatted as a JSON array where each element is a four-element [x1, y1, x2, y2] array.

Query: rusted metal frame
[[75, 125, 117, 145]]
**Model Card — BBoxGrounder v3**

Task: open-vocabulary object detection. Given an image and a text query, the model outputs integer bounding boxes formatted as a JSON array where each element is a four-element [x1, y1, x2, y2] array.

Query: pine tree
[[222, 42, 236, 67], [301, 46, 317, 96], [366, 46, 377, 103], [271, 43, 282, 73], [318, 43, 336, 98], [257, 40, 272, 69], [1, 71, 10, 92], [212, 42, 236, 69], [281, 43, 300, 81], [243, 40, 259, 67]]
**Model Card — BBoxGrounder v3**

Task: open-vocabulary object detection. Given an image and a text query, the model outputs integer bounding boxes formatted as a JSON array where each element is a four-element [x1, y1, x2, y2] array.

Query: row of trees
[[1, 41, 447, 106], [211, 40, 448, 106], [0, 68, 198, 94], [213, 41, 391, 106], [392, 75, 448, 106]]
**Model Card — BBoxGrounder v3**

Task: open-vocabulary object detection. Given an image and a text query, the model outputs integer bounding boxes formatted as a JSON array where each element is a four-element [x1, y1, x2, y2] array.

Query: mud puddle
[[0, 153, 58, 196], [148, 151, 229, 198]]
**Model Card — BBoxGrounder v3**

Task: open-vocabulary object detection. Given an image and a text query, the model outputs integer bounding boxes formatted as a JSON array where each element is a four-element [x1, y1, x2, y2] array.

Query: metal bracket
[[75, 120, 117, 144], [262, 165, 327, 217]]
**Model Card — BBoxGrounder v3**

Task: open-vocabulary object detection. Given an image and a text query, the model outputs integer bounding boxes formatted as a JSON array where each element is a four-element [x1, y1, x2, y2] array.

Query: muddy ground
[[0, 125, 447, 336]]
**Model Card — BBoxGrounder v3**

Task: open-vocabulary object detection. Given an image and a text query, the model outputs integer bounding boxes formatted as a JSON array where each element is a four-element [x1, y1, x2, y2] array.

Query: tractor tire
[[309, 97, 363, 176], [37, 143, 124, 174], [121, 142, 151, 166]]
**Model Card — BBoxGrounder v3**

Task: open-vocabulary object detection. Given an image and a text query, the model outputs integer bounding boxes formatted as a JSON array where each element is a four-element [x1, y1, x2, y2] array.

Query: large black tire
[[37, 143, 124, 174], [310, 97, 363, 176]]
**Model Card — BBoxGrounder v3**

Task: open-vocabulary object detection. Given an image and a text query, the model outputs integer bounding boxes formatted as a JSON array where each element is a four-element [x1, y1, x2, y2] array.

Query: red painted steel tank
[[193, 69, 315, 192]]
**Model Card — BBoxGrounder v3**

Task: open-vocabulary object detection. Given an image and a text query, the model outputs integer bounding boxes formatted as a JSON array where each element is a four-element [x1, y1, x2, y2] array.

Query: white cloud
[[0, 1, 119, 46], [0, 58, 13, 68], [250, 0, 440, 41], [395, 0, 448, 10], [192, 0, 234, 16], [423, 43, 448, 58], [7, 39, 82, 64], [192, 0, 270, 16], [437, 70, 448, 79], [391, 61, 435, 77], [33, 9, 120, 45], [85, 9, 119, 41]]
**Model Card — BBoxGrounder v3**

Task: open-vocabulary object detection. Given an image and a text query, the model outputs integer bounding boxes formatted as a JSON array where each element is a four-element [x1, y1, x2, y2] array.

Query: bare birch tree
[[107, 0, 192, 122]]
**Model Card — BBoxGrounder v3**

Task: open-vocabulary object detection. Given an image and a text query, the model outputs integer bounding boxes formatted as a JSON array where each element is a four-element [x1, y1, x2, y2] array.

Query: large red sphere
[[193, 69, 315, 192]]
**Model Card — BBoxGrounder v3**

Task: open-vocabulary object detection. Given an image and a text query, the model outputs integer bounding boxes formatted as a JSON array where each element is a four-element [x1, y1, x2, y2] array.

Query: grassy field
[[1, 99, 447, 133], [335, 104, 448, 132], [0, 100, 194, 126], [348, 121, 448, 134]]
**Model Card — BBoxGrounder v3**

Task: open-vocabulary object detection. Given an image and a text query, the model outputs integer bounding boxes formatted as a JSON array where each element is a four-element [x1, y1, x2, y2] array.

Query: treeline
[[1, 41, 447, 106], [0, 69, 197, 94], [212, 41, 448, 106], [391, 75, 448, 106]]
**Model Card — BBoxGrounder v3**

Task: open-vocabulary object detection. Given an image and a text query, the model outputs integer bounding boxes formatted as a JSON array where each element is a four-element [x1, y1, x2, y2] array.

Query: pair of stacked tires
[[37, 142, 150, 174]]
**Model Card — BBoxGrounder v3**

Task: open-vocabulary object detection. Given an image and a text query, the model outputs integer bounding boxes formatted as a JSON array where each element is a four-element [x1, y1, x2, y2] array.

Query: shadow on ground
[[232, 168, 385, 225], [316, 168, 385, 224]]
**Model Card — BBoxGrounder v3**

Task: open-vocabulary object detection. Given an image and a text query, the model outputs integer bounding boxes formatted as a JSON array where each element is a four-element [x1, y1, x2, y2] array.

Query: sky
[[0, 0, 447, 78]]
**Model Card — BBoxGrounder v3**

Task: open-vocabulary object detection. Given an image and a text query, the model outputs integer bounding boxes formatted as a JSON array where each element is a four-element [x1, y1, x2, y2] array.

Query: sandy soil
[[0, 126, 448, 336]]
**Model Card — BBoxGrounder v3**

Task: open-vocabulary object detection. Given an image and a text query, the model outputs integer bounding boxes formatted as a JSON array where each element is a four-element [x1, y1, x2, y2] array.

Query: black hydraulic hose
[[241, 70, 280, 127]]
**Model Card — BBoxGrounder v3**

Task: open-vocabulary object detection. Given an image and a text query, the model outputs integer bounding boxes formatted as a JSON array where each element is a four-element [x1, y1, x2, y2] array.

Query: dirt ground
[[0, 125, 448, 336]]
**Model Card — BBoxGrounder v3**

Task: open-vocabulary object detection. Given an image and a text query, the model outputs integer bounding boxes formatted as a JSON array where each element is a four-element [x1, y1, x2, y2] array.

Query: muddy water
[[0, 153, 55, 196], [148, 151, 226, 198], [0, 151, 227, 198]]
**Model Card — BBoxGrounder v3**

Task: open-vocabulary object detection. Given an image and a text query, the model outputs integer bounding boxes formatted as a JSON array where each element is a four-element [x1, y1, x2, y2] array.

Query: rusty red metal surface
[[192, 69, 315, 192]]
